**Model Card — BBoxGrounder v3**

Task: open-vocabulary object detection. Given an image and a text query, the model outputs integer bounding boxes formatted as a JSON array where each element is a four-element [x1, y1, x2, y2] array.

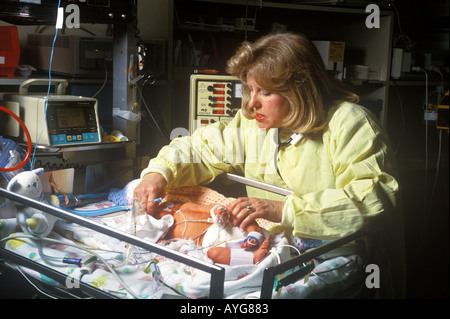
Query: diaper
[[135, 214, 174, 243], [202, 223, 245, 248]]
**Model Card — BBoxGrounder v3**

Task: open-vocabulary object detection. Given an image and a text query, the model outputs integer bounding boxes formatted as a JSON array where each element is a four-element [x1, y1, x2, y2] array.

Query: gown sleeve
[[140, 112, 247, 188], [281, 104, 400, 239]]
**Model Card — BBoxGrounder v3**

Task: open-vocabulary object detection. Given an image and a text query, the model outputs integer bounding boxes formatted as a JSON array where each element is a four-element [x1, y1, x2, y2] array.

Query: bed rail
[[0, 187, 226, 299], [226, 173, 293, 196], [260, 230, 368, 298]]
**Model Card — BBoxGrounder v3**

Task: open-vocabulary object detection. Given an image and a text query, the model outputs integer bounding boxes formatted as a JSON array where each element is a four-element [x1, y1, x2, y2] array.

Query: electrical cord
[[30, 0, 62, 169], [91, 66, 108, 98], [138, 87, 171, 142], [15, 266, 58, 299]]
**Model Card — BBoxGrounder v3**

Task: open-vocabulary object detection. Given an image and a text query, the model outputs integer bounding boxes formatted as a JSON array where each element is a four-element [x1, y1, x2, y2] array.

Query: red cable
[[0, 105, 32, 172]]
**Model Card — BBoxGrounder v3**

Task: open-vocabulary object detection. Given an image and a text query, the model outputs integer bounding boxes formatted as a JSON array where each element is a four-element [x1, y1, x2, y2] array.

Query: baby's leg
[[206, 247, 231, 265]]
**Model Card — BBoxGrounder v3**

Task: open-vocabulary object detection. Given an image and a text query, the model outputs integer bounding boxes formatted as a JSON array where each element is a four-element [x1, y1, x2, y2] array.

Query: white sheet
[[1, 206, 364, 299]]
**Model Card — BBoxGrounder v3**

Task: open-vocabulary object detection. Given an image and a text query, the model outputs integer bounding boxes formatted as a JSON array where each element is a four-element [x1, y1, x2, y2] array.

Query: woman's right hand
[[133, 172, 167, 215], [228, 197, 284, 230]]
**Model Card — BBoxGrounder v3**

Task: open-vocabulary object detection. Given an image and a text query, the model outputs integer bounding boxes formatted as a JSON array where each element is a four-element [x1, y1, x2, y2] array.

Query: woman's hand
[[133, 172, 167, 215], [228, 197, 284, 230]]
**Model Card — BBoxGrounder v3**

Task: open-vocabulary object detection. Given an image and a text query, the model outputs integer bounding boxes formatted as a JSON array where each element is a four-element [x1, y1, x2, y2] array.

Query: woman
[[134, 32, 405, 297]]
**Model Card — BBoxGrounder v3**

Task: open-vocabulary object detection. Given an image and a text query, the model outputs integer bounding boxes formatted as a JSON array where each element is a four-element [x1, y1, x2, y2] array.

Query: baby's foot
[[253, 237, 270, 264], [241, 231, 264, 250]]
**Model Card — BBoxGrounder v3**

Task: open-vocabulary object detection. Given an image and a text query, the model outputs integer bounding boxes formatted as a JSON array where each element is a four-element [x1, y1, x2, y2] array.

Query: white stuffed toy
[[7, 168, 57, 237]]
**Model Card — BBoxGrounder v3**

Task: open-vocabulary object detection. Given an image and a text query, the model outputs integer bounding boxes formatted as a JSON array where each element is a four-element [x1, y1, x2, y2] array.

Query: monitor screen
[[56, 107, 87, 129]]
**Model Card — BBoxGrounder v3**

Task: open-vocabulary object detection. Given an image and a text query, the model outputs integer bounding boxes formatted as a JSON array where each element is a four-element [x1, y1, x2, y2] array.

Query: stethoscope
[[274, 129, 304, 178]]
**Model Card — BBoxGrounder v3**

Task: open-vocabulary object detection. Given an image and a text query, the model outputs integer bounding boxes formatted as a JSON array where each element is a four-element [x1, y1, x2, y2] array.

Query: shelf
[[190, 0, 394, 14], [346, 80, 388, 86], [0, 76, 111, 87], [0, 77, 36, 86], [13, 141, 133, 158], [176, 22, 259, 33], [24, 140, 134, 154]]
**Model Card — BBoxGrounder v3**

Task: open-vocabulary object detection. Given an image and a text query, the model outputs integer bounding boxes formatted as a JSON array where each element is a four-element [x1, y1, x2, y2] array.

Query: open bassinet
[[0, 175, 370, 299]]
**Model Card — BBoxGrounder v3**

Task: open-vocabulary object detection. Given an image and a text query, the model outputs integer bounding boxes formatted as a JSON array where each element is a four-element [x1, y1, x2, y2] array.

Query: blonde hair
[[226, 32, 359, 135]]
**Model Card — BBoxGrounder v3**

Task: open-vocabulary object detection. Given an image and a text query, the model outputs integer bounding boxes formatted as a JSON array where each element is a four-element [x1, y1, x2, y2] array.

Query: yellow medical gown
[[142, 102, 401, 239]]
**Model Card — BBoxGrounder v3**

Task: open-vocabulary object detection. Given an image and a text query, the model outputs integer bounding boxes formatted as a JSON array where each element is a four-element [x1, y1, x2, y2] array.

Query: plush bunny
[[7, 168, 57, 237]]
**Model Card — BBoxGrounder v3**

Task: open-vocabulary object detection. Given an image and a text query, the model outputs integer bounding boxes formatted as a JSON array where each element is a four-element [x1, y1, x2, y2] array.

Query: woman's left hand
[[228, 197, 284, 230]]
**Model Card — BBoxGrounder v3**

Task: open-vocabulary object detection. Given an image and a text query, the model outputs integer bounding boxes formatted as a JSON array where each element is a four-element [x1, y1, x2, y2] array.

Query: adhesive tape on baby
[[80, 255, 97, 274]]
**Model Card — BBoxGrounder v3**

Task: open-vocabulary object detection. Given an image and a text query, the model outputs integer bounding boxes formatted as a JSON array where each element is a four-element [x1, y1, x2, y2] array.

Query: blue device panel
[[46, 99, 100, 145]]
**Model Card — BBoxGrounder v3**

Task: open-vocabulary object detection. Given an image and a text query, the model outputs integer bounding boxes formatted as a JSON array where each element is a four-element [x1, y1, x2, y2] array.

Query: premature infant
[[154, 202, 270, 266], [108, 181, 269, 266]]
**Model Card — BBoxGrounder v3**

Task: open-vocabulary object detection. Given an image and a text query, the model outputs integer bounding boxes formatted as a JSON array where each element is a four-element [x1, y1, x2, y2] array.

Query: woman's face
[[246, 74, 290, 130]]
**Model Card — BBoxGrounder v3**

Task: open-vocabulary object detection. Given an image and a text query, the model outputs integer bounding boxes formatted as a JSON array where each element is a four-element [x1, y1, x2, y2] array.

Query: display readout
[[57, 107, 87, 128]]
